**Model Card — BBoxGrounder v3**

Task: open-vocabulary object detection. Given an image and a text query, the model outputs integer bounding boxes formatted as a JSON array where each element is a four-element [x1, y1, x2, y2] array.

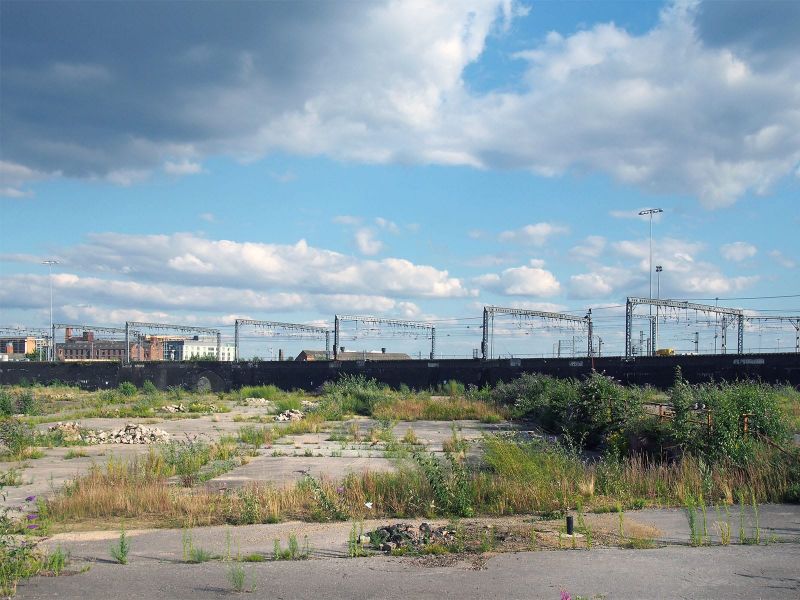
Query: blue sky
[[1, 0, 799, 358]]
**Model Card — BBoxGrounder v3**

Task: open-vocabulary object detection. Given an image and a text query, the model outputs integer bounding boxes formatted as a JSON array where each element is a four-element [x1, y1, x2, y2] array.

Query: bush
[[142, 380, 158, 395], [17, 391, 40, 416], [320, 375, 389, 418], [240, 385, 282, 400], [0, 419, 38, 460], [118, 382, 137, 397], [0, 392, 14, 416]]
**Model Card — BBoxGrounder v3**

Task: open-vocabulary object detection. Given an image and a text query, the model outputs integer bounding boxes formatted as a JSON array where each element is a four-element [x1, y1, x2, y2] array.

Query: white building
[[163, 337, 235, 361]]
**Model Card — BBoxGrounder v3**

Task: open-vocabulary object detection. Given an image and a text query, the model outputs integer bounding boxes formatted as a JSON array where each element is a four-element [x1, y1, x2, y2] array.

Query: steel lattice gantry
[[124, 321, 221, 363], [233, 319, 330, 361], [625, 297, 744, 357], [744, 314, 800, 353], [333, 315, 435, 360], [481, 306, 593, 360]]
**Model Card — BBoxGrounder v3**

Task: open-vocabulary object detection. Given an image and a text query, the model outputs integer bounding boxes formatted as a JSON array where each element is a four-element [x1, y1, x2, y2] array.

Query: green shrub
[[320, 374, 389, 417], [0, 419, 38, 459], [240, 385, 282, 400], [142, 380, 158, 395], [118, 382, 137, 397], [17, 391, 40, 416], [0, 392, 14, 416]]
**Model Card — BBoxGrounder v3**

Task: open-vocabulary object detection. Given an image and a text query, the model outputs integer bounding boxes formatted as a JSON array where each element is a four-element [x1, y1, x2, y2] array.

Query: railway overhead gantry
[[625, 297, 744, 357], [481, 306, 593, 360], [333, 315, 435, 360], [233, 319, 330, 361], [124, 321, 221, 363]]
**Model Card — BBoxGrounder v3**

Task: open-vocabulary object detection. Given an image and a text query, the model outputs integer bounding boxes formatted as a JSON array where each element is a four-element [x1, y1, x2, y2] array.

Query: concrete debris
[[48, 422, 169, 445], [274, 409, 304, 422], [368, 522, 455, 553], [244, 398, 277, 411], [300, 400, 319, 411], [161, 403, 187, 413]]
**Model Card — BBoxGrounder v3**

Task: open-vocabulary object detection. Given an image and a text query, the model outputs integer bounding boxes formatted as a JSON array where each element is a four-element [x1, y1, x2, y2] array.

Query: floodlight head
[[656, 265, 663, 272]]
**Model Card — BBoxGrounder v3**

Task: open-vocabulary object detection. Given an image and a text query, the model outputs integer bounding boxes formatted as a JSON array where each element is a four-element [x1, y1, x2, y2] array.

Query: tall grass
[[372, 396, 506, 422], [45, 436, 797, 528]]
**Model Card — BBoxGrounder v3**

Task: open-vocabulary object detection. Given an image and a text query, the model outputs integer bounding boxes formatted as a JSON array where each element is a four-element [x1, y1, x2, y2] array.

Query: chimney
[[64, 327, 72, 341], [278, 349, 284, 361], [340, 346, 345, 353], [381, 347, 386, 354]]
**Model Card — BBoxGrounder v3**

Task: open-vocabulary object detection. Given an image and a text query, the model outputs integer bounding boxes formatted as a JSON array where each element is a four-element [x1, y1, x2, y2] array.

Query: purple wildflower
[[27, 524, 38, 530], [336, 487, 345, 495], [25, 495, 36, 502], [560, 591, 572, 600], [26, 514, 38, 520]]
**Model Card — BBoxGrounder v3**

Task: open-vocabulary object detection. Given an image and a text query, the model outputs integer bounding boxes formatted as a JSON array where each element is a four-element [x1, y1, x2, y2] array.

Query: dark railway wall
[[1, 353, 798, 392]]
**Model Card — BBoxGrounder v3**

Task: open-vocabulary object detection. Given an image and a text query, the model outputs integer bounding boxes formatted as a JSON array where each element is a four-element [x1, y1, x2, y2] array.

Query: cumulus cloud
[[48, 232, 473, 300], [720, 241, 757, 262], [570, 235, 607, 259], [498, 222, 568, 246], [570, 236, 761, 297], [476, 261, 561, 297], [768, 249, 797, 269], [354, 228, 384, 256], [3, 1, 798, 206], [164, 159, 203, 176]]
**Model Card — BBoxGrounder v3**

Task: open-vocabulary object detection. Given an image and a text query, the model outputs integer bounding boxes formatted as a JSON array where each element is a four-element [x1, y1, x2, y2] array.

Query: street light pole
[[638, 208, 663, 356], [42, 259, 59, 361]]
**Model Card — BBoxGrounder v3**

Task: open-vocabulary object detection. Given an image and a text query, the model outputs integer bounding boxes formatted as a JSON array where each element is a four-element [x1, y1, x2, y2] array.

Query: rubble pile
[[47, 422, 169, 445], [244, 398, 277, 411], [274, 409, 304, 422], [161, 403, 187, 413], [368, 522, 455, 553]]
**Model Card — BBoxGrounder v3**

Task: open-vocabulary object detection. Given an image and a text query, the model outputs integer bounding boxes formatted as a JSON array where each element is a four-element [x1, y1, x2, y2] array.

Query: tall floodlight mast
[[638, 209, 663, 356]]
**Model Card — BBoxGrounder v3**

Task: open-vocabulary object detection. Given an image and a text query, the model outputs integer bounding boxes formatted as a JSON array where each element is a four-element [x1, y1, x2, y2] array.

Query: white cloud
[[164, 159, 204, 176], [720, 241, 757, 262], [498, 222, 568, 246], [476, 264, 561, 297], [374, 217, 399, 234], [354, 228, 384, 256], [198, 212, 216, 223], [55, 232, 473, 299], [570, 235, 606, 259], [5, 2, 800, 206], [768, 249, 797, 269]]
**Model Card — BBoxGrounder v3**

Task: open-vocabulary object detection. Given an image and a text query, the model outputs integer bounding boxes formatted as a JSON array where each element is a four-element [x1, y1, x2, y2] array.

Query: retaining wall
[[1, 353, 798, 392]]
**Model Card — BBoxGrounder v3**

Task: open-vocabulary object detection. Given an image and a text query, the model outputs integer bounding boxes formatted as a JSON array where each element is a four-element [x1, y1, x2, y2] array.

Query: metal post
[[234, 320, 240, 362], [216, 332, 221, 360], [795, 319, 799, 353], [586, 309, 593, 357], [694, 332, 699, 353], [625, 298, 633, 357], [430, 326, 436, 360], [597, 337, 603, 357], [325, 330, 331, 359], [125, 322, 130, 363], [333, 315, 340, 360], [737, 314, 744, 355], [721, 316, 727, 354], [650, 316, 657, 357], [481, 307, 489, 360], [51, 324, 55, 362]]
